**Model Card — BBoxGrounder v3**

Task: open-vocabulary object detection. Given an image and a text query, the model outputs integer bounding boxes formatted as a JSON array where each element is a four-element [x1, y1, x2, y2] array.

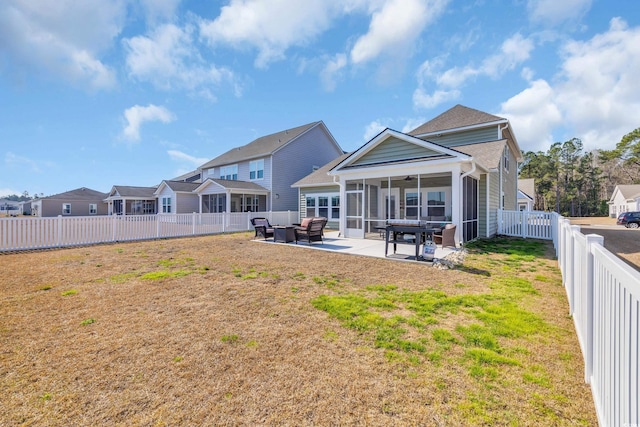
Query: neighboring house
[[608, 184, 640, 217], [0, 199, 21, 216], [196, 121, 343, 213], [292, 152, 352, 229], [299, 105, 522, 243], [154, 181, 201, 214], [517, 178, 535, 211], [30, 188, 108, 217], [105, 185, 157, 215]]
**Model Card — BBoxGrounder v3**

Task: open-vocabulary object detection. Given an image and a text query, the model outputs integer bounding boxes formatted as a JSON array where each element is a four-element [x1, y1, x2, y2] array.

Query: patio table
[[384, 224, 441, 260]]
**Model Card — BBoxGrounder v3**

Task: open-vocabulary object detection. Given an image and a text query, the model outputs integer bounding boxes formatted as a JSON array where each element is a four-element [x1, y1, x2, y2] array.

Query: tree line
[[519, 128, 640, 217]]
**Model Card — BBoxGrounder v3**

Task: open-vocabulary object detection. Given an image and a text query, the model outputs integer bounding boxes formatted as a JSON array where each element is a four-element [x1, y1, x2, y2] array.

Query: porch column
[[226, 190, 232, 212], [451, 165, 461, 244], [338, 177, 346, 237]]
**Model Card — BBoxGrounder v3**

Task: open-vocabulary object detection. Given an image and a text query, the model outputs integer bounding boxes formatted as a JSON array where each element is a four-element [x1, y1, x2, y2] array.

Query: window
[[244, 196, 259, 212], [405, 192, 419, 218], [306, 194, 339, 219], [220, 165, 238, 180], [162, 197, 171, 213], [426, 191, 445, 217], [503, 145, 510, 172], [62, 203, 71, 215], [89, 204, 97, 215], [249, 159, 264, 180], [203, 194, 226, 213]]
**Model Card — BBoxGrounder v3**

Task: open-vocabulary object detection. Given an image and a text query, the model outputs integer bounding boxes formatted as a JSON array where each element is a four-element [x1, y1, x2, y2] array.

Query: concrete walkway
[[253, 230, 458, 264]]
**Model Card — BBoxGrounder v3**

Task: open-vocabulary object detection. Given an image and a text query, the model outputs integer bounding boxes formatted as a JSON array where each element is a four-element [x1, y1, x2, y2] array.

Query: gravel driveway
[[571, 218, 640, 273]]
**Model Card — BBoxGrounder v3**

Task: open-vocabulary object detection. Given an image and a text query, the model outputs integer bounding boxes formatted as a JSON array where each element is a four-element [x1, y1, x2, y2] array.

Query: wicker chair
[[294, 217, 327, 244], [432, 224, 456, 248], [250, 217, 274, 240]]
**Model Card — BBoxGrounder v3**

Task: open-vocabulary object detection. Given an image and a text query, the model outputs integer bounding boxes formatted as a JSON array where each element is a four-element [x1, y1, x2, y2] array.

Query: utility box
[[422, 240, 436, 262]]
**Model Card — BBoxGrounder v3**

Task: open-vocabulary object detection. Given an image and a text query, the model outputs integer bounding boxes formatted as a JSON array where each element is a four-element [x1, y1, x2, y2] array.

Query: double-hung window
[[162, 197, 171, 213], [306, 194, 340, 219], [62, 203, 71, 215], [220, 165, 238, 180], [89, 204, 97, 215], [249, 159, 264, 180], [503, 145, 510, 172]]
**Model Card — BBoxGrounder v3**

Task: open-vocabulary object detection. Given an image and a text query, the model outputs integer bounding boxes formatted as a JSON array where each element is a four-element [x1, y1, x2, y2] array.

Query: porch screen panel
[[346, 192, 362, 229], [463, 176, 478, 242]]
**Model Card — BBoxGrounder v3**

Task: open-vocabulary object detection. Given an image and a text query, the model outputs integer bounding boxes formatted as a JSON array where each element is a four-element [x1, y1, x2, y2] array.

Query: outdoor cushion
[[300, 217, 312, 228]]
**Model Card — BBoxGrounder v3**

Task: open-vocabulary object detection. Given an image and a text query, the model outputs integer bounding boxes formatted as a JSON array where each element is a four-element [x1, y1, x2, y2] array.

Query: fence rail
[[497, 209, 555, 240], [0, 211, 298, 252]]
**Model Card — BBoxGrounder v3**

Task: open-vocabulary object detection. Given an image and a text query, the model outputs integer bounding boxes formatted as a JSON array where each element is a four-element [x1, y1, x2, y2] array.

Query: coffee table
[[273, 226, 295, 243]]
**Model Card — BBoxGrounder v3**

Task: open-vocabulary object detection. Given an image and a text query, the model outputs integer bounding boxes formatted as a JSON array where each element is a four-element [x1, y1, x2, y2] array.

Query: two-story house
[[294, 105, 522, 244], [195, 121, 343, 213]]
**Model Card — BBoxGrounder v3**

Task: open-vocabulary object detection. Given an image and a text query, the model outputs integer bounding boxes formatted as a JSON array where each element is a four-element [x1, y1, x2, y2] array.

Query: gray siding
[[502, 146, 518, 210], [272, 125, 343, 211], [352, 137, 441, 166], [488, 171, 500, 237], [421, 127, 499, 148], [479, 174, 488, 238], [41, 199, 108, 217], [176, 193, 199, 213], [299, 185, 340, 229]]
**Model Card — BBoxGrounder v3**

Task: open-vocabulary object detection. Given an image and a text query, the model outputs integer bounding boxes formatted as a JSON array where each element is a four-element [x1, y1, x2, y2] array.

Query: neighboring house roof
[[171, 170, 201, 183], [155, 181, 200, 195], [408, 104, 506, 136], [194, 178, 269, 193], [34, 187, 108, 201], [455, 139, 507, 170], [108, 185, 157, 199], [292, 152, 351, 187], [199, 121, 323, 169], [518, 178, 535, 200], [610, 184, 640, 202]]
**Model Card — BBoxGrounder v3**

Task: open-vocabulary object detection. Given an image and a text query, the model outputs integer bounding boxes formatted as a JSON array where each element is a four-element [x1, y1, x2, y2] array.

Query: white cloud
[[363, 120, 387, 142], [413, 33, 534, 109], [527, 0, 592, 27], [320, 53, 347, 92], [350, 0, 448, 65], [136, 0, 181, 24], [122, 104, 176, 142], [123, 24, 237, 99], [167, 150, 209, 167], [0, 0, 123, 89], [5, 152, 42, 173], [499, 18, 640, 152], [498, 79, 562, 152], [0, 188, 21, 198], [199, 0, 339, 68]]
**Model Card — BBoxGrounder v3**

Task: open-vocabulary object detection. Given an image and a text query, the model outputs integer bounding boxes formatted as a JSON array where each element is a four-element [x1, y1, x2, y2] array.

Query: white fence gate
[[0, 211, 298, 252], [500, 209, 639, 427]]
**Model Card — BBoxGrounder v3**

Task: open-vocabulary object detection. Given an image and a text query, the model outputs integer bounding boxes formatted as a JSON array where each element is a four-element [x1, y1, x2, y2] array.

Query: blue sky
[[1, 0, 639, 198]]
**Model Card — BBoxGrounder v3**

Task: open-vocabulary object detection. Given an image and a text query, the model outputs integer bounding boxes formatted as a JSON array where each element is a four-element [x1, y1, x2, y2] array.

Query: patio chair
[[294, 217, 327, 244], [250, 217, 274, 240], [433, 224, 456, 248]]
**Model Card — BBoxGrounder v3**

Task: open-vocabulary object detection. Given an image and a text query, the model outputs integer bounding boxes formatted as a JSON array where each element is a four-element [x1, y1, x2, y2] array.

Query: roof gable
[[40, 187, 108, 201], [409, 104, 506, 136], [194, 178, 269, 194], [199, 121, 321, 169], [611, 184, 640, 202], [109, 185, 157, 198], [331, 129, 470, 172]]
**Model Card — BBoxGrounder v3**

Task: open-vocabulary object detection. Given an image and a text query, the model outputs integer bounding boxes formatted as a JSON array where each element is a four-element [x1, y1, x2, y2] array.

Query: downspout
[[498, 123, 509, 210]]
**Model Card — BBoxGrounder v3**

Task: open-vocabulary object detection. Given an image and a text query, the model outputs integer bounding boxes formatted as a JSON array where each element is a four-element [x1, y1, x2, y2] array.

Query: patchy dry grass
[[0, 233, 596, 426]]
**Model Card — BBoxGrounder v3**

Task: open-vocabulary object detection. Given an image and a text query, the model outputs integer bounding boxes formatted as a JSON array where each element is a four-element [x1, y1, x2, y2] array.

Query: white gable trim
[[329, 128, 471, 174], [412, 119, 508, 138]]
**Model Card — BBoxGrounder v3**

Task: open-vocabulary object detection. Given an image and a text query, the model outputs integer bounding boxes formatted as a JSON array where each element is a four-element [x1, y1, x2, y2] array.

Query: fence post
[[521, 210, 526, 238], [584, 233, 604, 384], [56, 215, 62, 248], [192, 212, 196, 235]]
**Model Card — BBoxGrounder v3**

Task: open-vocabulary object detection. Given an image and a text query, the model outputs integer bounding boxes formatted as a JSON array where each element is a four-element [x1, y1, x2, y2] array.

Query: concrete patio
[[252, 230, 458, 264]]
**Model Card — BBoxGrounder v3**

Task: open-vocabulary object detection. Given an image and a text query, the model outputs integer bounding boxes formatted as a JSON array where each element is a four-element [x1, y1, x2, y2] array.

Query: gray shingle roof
[[615, 184, 640, 200], [39, 187, 108, 201], [198, 179, 269, 192], [292, 152, 351, 187], [163, 181, 201, 192], [518, 178, 535, 199], [199, 121, 321, 169], [111, 186, 157, 198], [409, 104, 505, 136], [455, 139, 507, 170]]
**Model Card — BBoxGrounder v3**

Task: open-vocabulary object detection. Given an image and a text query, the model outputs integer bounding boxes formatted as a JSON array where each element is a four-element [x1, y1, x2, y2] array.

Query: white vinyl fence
[[0, 211, 298, 252], [500, 209, 639, 427]]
